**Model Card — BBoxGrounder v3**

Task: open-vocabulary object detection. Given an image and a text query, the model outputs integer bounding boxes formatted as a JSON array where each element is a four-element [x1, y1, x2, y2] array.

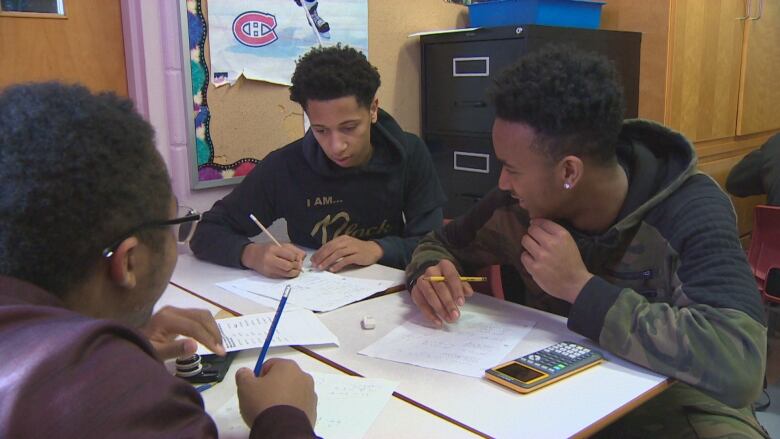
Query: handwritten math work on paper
[[197, 310, 338, 355], [359, 311, 536, 378], [216, 270, 398, 312], [211, 373, 398, 439]]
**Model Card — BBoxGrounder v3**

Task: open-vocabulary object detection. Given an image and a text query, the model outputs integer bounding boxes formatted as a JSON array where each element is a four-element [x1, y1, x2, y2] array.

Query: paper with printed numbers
[[197, 309, 338, 354]]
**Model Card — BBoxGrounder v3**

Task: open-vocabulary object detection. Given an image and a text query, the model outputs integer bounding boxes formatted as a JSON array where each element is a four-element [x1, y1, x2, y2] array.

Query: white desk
[[156, 283, 224, 315], [157, 284, 478, 438], [313, 292, 669, 438], [168, 256, 670, 438], [170, 253, 405, 316], [201, 349, 479, 439]]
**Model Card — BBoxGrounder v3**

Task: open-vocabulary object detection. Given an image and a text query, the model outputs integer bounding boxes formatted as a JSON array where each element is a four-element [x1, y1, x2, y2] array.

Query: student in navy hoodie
[[191, 44, 446, 278]]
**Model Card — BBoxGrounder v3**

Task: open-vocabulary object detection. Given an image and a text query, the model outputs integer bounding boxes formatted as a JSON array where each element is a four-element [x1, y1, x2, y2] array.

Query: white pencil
[[249, 214, 282, 247]]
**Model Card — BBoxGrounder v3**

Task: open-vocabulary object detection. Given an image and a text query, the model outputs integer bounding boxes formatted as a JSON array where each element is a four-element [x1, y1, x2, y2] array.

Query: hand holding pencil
[[410, 259, 476, 328], [240, 214, 305, 278]]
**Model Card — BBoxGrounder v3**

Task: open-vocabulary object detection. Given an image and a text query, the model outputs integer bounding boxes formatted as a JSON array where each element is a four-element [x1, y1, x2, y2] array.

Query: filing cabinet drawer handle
[[453, 151, 490, 174], [452, 57, 490, 77]]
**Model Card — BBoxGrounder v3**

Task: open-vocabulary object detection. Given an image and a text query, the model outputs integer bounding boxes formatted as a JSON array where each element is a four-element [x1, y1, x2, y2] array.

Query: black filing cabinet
[[421, 25, 642, 217]]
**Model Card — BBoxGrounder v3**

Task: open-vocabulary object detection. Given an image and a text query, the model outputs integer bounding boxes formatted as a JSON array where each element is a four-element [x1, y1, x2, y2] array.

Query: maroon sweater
[[0, 276, 315, 438]]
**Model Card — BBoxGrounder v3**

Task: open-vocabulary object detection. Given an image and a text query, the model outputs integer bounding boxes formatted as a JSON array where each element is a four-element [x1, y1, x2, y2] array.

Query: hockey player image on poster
[[295, 0, 330, 38], [206, 0, 368, 87]]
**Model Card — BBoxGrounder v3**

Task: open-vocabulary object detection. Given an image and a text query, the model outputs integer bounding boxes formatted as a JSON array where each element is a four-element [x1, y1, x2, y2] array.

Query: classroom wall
[[123, 0, 467, 240], [1, 0, 128, 97], [124, 0, 232, 217], [365, 1, 470, 135], [193, 1, 469, 175]]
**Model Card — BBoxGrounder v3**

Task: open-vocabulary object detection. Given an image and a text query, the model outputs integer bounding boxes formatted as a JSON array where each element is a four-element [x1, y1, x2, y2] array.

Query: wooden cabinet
[[603, 0, 779, 239], [738, 0, 780, 135], [604, 0, 780, 141], [667, 0, 745, 142]]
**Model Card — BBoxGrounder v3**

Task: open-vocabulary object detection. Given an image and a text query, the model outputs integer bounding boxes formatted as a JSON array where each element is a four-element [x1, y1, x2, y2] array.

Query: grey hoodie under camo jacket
[[406, 120, 767, 417]]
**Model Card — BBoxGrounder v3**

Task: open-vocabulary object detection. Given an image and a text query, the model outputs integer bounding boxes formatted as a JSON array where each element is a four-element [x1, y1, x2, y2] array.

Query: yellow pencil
[[424, 276, 487, 282]]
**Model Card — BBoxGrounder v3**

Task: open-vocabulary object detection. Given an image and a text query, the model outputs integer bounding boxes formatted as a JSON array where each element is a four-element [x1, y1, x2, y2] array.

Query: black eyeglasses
[[102, 206, 201, 258]]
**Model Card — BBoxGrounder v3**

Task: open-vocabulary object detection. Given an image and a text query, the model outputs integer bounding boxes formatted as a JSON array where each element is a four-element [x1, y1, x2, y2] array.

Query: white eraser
[[361, 316, 376, 330]]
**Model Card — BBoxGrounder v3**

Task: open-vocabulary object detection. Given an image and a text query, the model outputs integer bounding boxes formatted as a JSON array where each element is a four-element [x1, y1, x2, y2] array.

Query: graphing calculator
[[485, 342, 604, 394]]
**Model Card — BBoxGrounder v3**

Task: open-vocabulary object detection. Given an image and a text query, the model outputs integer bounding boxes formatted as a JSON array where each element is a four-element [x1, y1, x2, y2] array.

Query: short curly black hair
[[489, 45, 625, 165], [289, 44, 380, 109], [0, 83, 172, 297]]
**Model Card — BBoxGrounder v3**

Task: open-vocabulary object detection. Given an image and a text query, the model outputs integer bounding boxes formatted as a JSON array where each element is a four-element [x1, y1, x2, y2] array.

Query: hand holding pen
[[235, 358, 318, 428], [235, 288, 317, 429], [254, 285, 291, 375], [194, 283, 290, 394]]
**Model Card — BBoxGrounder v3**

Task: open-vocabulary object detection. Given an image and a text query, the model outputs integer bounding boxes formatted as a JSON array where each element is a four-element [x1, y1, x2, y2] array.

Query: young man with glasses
[[0, 83, 318, 437]]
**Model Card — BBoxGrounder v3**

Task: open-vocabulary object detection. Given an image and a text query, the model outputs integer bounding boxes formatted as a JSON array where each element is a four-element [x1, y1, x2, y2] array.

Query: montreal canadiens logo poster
[[207, 0, 368, 86]]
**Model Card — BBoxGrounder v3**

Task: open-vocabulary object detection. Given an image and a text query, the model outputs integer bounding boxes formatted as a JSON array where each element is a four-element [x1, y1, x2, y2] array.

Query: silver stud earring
[[564, 182, 572, 190]]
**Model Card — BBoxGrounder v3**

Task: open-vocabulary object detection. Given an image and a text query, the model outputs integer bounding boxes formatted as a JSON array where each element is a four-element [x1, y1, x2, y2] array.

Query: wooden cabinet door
[[601, 0, 672, 124], [737, 0, 780, 135], [0, 0, 127, 96], [666, 0, 745, 142]]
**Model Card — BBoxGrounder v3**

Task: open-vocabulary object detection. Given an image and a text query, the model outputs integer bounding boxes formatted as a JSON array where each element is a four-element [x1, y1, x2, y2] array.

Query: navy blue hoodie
[[190, 109, 446, 269]]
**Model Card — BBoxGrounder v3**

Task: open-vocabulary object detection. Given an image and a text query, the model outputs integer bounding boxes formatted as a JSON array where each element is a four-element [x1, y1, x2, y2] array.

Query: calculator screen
[[496, 362, 545, 383]]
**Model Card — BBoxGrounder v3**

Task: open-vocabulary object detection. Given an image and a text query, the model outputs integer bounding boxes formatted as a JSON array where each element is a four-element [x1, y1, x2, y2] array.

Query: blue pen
[[254, 285, 291, 376], [195, 383, 213, 393]]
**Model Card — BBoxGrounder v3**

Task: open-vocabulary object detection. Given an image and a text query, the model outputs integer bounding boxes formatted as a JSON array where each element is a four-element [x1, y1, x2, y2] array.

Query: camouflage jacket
[[407, 120, 767, 409]]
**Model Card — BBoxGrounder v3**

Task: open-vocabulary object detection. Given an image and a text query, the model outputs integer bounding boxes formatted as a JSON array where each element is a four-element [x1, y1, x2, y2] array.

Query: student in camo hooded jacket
[[405, 46, 769, 438]]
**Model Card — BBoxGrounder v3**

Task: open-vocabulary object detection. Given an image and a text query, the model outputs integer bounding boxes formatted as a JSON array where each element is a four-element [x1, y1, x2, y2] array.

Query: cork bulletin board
[[180, 0, 467, 189]]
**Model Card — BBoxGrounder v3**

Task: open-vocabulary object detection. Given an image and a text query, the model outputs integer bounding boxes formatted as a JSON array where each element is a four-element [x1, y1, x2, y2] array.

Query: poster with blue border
[[207, 0, 368, 86]]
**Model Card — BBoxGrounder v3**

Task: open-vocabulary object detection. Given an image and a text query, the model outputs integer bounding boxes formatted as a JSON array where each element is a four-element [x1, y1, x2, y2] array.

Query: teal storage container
[[468, 0, 606, 29]]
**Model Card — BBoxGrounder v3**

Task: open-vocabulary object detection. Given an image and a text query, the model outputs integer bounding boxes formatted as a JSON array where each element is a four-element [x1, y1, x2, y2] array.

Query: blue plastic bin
[[468, 0, 605, 29]]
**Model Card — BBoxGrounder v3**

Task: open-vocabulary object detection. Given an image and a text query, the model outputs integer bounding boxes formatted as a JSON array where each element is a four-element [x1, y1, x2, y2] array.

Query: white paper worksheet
[[216, 281, 302, 311], [211, 373, 398, 439], [217, 271, 398, 312], [197, 309, 338, 354], [358, 311, 535, 377]]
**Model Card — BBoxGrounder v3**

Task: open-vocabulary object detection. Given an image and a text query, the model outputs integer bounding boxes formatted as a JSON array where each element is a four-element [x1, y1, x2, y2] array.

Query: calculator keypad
[[519, 342, 593, 375]]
